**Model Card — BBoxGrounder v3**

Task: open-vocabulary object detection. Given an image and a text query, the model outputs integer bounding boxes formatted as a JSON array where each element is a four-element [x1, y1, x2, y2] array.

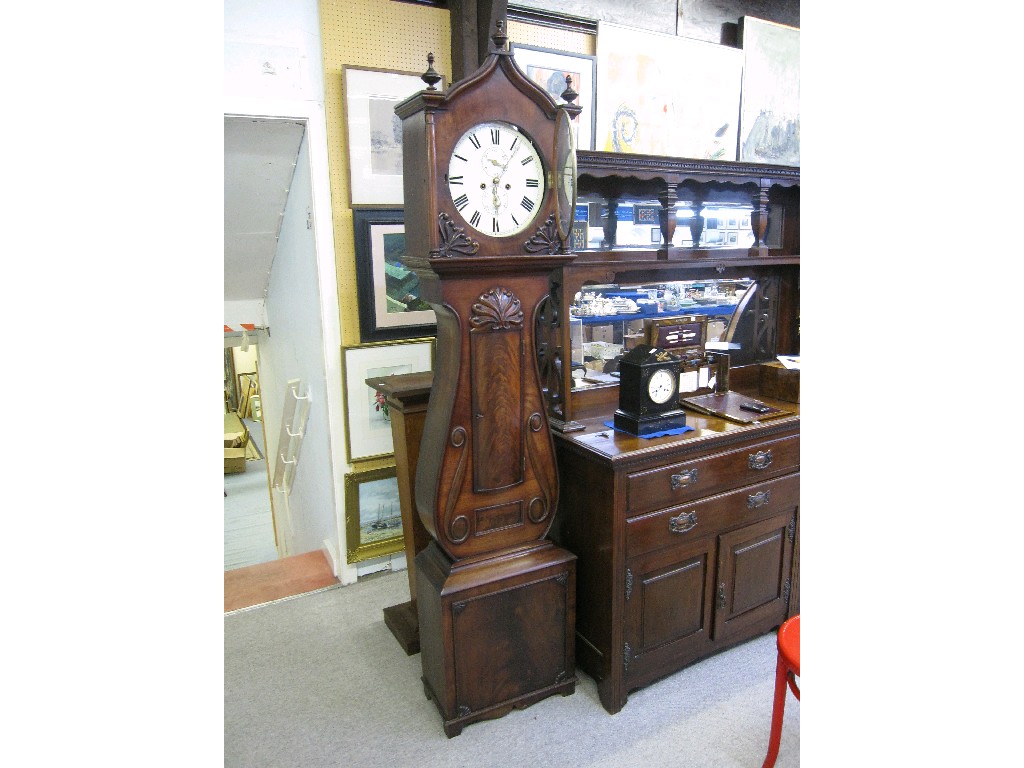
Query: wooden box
[[758, 362, 800, 403]]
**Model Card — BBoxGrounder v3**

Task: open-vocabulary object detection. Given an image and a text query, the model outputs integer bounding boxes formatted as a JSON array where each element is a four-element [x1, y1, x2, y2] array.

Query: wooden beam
[[449, 0, 508, 83]]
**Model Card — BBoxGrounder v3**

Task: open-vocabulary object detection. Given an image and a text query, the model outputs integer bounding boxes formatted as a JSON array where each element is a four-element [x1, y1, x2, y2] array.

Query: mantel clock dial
[[447, 120, 546, 238]]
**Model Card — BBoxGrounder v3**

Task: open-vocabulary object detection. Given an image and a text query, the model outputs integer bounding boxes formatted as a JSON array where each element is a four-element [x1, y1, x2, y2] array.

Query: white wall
[[261, 130, 338, 557], [225, 0, 350, 578]]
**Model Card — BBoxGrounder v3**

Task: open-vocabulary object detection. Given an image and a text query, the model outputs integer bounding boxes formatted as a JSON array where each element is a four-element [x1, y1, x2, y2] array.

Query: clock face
[[447, 121, 546, 237], [647, 368, 677, 405], [554, 109, 576, 241]]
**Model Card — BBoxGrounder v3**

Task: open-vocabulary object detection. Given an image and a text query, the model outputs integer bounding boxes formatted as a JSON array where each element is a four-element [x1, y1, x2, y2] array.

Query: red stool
[[762, 614, 800, 768]]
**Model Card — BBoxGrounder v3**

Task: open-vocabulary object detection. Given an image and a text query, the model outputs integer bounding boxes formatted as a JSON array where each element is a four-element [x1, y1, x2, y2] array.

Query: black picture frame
[[353, 208, 436, 343]]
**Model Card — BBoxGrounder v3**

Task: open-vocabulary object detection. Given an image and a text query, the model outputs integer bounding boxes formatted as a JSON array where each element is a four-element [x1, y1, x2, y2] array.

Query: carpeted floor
[[225, 569, 799, 767]]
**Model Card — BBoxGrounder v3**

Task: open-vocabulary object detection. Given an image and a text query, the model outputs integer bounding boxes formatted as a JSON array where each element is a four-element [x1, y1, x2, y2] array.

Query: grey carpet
[[225, 570, 799, 767]]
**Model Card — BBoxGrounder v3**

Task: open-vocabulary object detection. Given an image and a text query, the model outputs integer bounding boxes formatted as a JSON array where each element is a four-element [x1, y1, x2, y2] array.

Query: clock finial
[[491, 19, 508, 52], [422, 52, 442, 91], [560, 74, 583, 120]]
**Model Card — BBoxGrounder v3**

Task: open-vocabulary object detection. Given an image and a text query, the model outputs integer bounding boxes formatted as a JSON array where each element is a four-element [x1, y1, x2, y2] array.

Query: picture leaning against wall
[[595, 22, 743, 160], [739, 16, 800, 166]]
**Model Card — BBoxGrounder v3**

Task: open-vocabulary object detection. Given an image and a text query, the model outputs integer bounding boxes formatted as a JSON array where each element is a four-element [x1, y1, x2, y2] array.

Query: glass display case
[[541, 150, 800, 428], [569, 276, 755, 387]]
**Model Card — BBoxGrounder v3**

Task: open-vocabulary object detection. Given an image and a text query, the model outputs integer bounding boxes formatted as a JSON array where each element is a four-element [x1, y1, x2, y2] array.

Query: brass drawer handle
[[669, 510, 698, 534], [748, 450, 773, 470], [671, 468, 699, 489], [747, 490, 771, 509]]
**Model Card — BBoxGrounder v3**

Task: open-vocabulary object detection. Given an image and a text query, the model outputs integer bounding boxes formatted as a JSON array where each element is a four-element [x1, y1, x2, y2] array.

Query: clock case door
[[395, 43, 579, 561]]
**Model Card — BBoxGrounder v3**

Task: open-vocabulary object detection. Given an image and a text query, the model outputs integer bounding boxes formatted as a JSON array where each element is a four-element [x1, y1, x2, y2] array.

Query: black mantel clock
[[394, 21, 582, 738], [614, 344, 689, 436]]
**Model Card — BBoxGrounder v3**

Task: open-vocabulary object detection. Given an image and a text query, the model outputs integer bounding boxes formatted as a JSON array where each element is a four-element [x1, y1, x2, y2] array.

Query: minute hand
[[499, 142, 521, 174]]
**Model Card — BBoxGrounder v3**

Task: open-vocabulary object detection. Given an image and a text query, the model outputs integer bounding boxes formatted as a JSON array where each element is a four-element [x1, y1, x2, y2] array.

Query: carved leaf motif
[[436, 212, 479, 257], [524, 214, 561, 254], [470, 287, 523, 330]]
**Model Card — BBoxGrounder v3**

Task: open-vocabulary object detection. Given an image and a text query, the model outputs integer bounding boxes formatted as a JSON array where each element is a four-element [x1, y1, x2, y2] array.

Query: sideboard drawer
[[625, 473, 800, 560], [625, 434, 799, 516]]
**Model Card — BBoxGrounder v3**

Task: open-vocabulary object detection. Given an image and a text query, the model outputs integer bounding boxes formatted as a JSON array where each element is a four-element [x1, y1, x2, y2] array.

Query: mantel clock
[[395, 22, 582, 737], [614, 344, 689, 437]]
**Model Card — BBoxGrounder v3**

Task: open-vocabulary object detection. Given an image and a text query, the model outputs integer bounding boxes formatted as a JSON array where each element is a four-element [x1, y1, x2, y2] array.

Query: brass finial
[[422, 53, 442, 91]]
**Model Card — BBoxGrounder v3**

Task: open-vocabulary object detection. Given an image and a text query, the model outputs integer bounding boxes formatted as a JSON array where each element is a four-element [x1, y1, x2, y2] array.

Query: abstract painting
[[595, 22, 743, 160]]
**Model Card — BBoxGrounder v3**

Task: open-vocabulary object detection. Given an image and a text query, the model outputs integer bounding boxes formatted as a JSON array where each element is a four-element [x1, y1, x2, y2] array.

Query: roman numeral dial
[[446, 121, 546, 238]]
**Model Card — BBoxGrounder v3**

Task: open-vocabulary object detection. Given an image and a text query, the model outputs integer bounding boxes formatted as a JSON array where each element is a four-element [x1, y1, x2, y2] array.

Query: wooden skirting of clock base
[[415, 540, 578, 737]]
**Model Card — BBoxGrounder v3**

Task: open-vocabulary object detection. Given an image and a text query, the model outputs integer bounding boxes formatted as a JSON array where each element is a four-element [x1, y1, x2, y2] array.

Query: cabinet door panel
[[713, 509, 795, 643], [624, 538, 716, 688]]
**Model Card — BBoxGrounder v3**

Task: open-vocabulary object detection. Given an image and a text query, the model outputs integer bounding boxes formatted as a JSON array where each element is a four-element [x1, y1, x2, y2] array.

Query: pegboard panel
[[319, 0, 451, 347], [507, 19, 595, 56]]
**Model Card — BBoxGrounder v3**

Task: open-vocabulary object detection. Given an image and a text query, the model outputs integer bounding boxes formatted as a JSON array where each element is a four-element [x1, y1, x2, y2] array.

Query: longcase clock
[[395, 22, 581, 737]]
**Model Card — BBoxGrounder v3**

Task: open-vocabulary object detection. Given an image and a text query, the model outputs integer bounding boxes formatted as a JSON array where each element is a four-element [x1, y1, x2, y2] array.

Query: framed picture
[[342, 339, 434, 462], [510, 44, 597, 150], [595, 22, 742, 159], [343, 66, 442, 206], [739, 17, 800, 166], [345, 464, 403, 563], [353, 208, 436, 342]]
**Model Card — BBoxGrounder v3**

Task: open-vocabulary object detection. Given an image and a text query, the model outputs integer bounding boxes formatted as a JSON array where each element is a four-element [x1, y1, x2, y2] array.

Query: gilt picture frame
[[353, 208, 436, 342], [344, 464, 403, 563]]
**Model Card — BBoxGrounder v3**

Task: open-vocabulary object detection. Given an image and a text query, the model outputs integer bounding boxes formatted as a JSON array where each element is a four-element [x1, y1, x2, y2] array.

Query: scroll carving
[[436, 212, 479, 258], [470, 287, 523, 330], [445, 426, 470, 543], [524, 214, 561, 254]]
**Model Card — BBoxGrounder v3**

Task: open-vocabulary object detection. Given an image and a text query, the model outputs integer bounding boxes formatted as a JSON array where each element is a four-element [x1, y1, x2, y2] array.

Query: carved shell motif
[[470, 287, 523, 330], [524, 214, 561, 254], [436, 212, 479, 258]]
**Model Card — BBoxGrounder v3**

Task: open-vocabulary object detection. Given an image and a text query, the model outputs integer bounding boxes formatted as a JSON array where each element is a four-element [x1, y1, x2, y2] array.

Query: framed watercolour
[[510, 44, 597, 150], [342, 339, 434, 462], [343, 66, 442, 206], [345, 464, 403, 563], [353, 208, 436, 342], [739, 17, 800, 166], [595, 22, 743, 159]]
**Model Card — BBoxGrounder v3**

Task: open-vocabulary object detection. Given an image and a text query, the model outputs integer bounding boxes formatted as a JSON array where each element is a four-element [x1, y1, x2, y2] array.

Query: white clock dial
[[647, 368, 677, 405], [447, 121, 546, 237]]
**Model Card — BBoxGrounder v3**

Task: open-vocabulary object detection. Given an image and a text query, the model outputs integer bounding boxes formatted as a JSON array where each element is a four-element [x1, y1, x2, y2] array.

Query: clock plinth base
[[415, 540, 577, 738], [613, 408, 688, 437], [382, 600, 419, 655]]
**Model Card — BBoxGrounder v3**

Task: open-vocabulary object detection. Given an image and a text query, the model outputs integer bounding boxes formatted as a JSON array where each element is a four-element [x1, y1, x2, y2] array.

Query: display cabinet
[[536, 150, 799, 431], [541, 151, 800, 713]]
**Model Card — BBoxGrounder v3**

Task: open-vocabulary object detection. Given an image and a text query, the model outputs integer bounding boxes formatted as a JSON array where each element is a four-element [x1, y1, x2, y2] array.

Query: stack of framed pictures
[[341, 338, 434, 564]]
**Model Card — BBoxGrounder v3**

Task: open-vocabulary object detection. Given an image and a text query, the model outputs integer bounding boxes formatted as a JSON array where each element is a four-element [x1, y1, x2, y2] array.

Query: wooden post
[[365, 371, 434, 655]]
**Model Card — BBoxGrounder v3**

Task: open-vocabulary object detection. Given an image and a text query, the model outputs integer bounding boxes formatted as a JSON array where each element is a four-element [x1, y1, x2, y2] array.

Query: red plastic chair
[[762, 614, 800, 768]]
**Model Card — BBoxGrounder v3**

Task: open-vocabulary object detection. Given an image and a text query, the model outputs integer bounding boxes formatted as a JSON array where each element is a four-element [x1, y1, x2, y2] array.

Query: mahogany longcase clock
[[395, 22, 581, 737]]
